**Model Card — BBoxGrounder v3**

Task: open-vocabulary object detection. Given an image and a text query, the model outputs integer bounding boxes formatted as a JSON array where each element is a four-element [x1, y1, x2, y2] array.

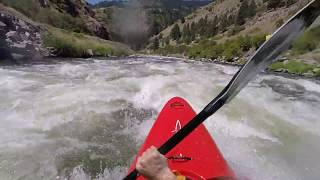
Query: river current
[[0, 56, 319, 180]]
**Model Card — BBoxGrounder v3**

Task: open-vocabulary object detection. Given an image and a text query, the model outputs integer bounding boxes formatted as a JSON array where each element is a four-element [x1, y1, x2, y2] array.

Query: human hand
[[136, 146, 176, 180]]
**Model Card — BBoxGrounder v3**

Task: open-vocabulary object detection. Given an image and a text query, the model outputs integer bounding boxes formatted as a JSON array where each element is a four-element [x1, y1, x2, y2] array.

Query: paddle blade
[[221, 0, 320, 104]]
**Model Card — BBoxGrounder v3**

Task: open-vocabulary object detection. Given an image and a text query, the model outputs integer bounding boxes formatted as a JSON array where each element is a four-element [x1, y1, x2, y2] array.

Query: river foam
[[0, 57, 319, 180]]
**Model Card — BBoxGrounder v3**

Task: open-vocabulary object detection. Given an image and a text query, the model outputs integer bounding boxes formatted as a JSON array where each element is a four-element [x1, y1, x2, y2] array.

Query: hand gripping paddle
[[124, 1, 320, 179]]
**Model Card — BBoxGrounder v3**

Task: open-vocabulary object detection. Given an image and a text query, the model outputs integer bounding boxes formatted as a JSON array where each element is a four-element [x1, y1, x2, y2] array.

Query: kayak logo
[[171, 120, 182, 133]]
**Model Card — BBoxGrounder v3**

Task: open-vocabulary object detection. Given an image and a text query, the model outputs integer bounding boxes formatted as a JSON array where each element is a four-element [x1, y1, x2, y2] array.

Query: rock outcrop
[[48, 0, 110, 39], [0, 11, 48, 63]]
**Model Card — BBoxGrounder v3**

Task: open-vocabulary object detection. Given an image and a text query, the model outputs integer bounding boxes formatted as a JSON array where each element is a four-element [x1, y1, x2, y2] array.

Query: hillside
[[93, 0, 212, 49], [148, 0, 320, 77], [0, 0, 132, 62]]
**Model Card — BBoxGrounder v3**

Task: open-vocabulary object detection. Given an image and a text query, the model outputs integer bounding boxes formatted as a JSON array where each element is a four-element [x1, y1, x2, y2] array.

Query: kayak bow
[[128, 97, 235, 180]]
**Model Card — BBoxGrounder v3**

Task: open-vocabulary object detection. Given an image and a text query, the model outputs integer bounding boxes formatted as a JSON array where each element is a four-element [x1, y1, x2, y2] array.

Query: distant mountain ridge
[[93, 0, 212, 8], [93, 0, 212, 49]]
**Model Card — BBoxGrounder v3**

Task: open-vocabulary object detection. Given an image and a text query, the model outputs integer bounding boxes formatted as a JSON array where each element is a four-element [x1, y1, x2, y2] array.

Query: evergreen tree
[[165, 37, 170, 45], [227, 14, 235, 27], [197, 17, 209, 37], [182, 24, 192, 44], [205, 20, 218, 37], [170, 24, 181, 40], [150, 21, 161, 36], [190, 22, 196, 34], [152, 37, 160, 50], [219, 14, 229, 32], [159, 33, 163, 39], [248, 0, 257, 17], [180, 16, 186, 24], [211, 16, 219, 36], [285, 0, 297, 7], [267, 0, 285, 9], [236, 0, 250, 25]]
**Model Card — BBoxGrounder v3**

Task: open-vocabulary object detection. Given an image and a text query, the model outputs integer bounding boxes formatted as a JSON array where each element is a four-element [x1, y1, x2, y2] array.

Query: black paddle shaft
[[124, 1, 320, 179]]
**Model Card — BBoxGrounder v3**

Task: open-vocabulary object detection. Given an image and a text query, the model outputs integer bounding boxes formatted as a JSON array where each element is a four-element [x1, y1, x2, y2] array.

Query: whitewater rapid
[[0, 56, 319, 180]]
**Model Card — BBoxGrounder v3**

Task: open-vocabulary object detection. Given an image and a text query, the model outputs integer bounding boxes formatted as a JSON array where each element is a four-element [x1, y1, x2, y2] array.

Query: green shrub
[[35, 9, 90, 34], [237, 36, 252, 51], [156, 33, 268, 61], [2, 0, 39, 17], [276, 18, 284, 28], [292, 26, 320, 54], [251, 34, 267, 49], [269, 60, 319, 76], [229, 25, 245, 36], [43, 27, 129, 57], [222, 43, 242, 61], [3, 0, 90, 34]]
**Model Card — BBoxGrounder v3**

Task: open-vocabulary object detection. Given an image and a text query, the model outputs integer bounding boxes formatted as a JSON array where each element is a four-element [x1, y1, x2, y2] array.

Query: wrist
[[152, 168, 176, 180]]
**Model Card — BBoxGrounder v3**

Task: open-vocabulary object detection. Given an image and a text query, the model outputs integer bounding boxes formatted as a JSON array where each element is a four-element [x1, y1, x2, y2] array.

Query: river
[[0, 56, 319, 180]]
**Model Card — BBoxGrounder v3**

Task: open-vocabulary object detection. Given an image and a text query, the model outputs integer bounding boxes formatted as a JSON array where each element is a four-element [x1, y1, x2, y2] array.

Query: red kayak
[[128, 97, 235, 180]]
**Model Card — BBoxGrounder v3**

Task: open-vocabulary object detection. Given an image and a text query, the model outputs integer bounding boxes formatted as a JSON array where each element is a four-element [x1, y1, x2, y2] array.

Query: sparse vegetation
[[156, 34, 266, 62], [269, 60, 320, 76], [170, 24, 181, 41], [264, 0, 298, 9], [43, 27, 130, 57], [2, 0, 90, 34], [149, 0, 320, 77], [236, 0, 257, 25], [292, 26, 320, 55]]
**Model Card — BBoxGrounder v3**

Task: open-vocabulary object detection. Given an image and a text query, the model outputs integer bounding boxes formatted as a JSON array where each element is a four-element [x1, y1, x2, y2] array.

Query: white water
[[0, 56, 319, 180]]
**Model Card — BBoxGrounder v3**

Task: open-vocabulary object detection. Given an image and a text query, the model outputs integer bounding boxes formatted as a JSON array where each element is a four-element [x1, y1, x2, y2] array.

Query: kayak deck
[[128, 97, 235, 179]]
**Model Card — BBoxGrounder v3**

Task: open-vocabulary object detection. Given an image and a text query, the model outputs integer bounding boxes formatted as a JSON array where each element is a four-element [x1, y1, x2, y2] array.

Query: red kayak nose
[[128, 97, 235, 179]]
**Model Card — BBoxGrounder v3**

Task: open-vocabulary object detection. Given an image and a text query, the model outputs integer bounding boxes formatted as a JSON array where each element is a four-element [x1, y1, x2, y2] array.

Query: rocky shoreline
[[0, 2, 133, 64], [146, 54, 320, 79]]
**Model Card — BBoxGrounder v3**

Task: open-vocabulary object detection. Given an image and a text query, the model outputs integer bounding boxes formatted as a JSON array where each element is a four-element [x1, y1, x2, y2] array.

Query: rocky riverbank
[[0, 11, 49, 63], [147, 53, 320, 78], [0, 1, 133, 64]]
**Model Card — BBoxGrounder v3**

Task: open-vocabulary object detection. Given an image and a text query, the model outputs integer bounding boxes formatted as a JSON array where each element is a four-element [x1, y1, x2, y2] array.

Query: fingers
[[136, 146, 173, 180], [136, 157, 143, 172], [136, 146, 160, 166]]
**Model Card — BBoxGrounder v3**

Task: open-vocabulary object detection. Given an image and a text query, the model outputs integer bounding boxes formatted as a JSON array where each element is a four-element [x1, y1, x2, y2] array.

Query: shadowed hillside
[[93, 0, 212, 49]]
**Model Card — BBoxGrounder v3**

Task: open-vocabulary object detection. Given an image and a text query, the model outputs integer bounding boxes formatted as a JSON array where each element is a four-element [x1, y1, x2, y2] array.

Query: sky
[[86, 0, 107, 4]]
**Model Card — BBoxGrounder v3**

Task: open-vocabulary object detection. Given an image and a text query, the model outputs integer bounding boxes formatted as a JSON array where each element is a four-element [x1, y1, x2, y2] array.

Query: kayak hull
[[128, 97, 235, 179]]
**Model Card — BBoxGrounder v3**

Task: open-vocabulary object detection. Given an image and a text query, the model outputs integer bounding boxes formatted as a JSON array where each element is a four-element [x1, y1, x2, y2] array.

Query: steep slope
[[155, 0, 310, 43], [0, 1, 132, 62], [93, 0, 211, 49], [148, 0, 320, 76], [1, 0, 110, 39]]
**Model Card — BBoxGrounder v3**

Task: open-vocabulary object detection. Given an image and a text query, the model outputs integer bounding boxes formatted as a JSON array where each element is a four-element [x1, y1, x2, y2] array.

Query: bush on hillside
[[154, 33, 268, 62], [2, 0, 89, 34], [186, 34, 266, 60], [2, 0, 39, 17], [292, 26, 320, 54], [35, 10, 90, 34], [170, 24, 181, 41], [43, 27, 128, 57]]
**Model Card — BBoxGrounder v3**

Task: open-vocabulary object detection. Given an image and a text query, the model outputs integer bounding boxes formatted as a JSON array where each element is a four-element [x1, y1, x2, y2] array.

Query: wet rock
[[0, 21, 6, 27], [303, 71, 314, 77]]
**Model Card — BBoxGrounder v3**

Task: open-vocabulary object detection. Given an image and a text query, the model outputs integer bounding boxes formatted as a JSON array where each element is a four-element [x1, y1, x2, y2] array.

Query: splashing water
[[0, 56, 319, 180]]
